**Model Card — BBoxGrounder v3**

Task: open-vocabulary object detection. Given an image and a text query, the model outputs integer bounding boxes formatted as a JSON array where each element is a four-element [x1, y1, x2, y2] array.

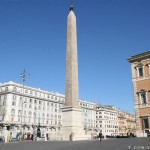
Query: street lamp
[[20, 69, 30, 140]]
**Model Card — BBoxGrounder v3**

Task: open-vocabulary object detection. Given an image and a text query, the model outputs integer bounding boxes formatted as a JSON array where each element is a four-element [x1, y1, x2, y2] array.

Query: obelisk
[[65, 5, 79, 107], [61, 5, 90, 141]]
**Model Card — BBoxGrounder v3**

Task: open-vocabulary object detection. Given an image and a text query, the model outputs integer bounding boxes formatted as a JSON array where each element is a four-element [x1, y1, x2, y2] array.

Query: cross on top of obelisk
[[70, 5, 74, 11], [69, 0, 74, 11]]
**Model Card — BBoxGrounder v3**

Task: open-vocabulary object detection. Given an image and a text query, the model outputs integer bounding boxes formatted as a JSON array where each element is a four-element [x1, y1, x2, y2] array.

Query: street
[[0, 138, 149, 150]]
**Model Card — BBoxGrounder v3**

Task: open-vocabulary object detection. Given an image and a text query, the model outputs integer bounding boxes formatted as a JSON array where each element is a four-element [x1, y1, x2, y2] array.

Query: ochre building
[[128, 51, 150, 137]]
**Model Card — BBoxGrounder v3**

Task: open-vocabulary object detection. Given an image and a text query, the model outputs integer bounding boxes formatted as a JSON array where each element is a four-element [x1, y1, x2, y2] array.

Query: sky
[[0, 0, 150, 114]]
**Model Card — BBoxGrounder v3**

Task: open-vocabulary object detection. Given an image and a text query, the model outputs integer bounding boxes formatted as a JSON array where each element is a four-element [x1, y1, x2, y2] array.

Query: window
[[29, 111, 32, 116], [30, 91, 33, 95], [13, 87, 17, 92], [13, 95, 16, 100], [141, 92, 147, 104], [11, 109, 15, 114], [18, 110, 21, 115], [5, 87, 8, 92], [4, 95, 7, 100], [12, 100, 16, 106], [136, 64, 144, 77], [2, 100, 6, 106], [30, 99, 32, 103], [142, 117, 149, 129], [139, 67, 144, 77], [29, 104, 32, 108], [139, 90, 147, 104]]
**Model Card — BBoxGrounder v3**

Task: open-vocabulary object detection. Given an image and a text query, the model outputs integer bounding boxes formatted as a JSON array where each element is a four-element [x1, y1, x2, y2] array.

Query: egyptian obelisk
[[61, 5, 90, 141]]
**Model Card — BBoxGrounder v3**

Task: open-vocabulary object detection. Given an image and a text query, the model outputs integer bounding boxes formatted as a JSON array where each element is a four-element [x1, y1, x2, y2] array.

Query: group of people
[[22, 133, 34, 140]]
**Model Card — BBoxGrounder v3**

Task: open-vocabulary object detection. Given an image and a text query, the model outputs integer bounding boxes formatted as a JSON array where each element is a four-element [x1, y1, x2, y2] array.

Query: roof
[[128, 51, 150, 63]]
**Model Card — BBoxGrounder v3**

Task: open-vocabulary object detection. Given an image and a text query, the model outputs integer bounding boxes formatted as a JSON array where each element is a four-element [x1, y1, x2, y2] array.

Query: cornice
[[128, 51, 150, 63]]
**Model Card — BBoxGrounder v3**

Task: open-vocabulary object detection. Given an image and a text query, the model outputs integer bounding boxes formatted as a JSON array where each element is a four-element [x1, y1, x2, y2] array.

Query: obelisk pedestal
[[61, 6, 91, 141]]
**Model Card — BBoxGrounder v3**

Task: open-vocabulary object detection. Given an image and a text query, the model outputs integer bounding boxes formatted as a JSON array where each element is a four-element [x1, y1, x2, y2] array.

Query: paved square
[[0, 138, 149, 150]]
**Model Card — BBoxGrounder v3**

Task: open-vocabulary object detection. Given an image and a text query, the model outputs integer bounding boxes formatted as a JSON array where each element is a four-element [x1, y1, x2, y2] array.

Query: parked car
[[36, 137, 45, 141], [23, 138, 31, 141]]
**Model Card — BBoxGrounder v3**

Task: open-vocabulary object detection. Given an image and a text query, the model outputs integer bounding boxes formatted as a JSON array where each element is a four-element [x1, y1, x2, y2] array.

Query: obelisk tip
[[70, 5, 74, 11]]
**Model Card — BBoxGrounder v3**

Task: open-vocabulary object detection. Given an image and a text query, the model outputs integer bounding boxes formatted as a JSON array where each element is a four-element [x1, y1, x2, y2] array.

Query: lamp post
[[20, 69, 30, 140]]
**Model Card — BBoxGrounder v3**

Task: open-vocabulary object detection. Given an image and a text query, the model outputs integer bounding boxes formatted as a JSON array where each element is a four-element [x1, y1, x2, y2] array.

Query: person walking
[[99, 131, 102, 142]]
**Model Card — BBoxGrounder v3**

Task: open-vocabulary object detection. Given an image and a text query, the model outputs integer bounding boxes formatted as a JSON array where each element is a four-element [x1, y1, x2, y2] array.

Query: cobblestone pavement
[[0, 138, 149, 150]]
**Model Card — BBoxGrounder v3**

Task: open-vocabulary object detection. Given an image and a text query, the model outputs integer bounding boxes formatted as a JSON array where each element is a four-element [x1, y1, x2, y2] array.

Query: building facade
[[128, 51, 150, 137], [0, 81, 97, 141], [117, 109, 136, 136], [96, 105, 119, 137], [0, 81, 136, 141]]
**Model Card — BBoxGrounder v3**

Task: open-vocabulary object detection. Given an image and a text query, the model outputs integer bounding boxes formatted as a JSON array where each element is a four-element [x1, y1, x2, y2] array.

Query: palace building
[[128, 51, 150, 137]]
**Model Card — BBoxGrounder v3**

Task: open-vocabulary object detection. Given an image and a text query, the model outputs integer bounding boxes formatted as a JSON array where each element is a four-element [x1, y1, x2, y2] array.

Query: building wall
[[0, 81, 135, 140], [96, 105, 119, 137], [128, 52, 150, 137], [0, 81, 97, 140]]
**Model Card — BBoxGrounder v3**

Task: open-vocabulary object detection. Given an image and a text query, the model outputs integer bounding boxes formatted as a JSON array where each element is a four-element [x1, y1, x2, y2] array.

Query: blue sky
[[0, 0, 150, 113]]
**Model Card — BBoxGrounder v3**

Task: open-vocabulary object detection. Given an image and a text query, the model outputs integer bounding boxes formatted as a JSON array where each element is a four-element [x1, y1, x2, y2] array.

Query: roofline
[[128, 51, 150, 63]]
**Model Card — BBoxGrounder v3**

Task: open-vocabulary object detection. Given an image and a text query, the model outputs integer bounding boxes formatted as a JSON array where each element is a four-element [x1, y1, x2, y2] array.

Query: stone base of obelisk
[[61, 106, 91, 141]]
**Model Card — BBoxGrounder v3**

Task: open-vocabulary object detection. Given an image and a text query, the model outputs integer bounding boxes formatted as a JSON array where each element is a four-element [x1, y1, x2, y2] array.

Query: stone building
[[128, 51, 150, 137], [126, 113, 136, 136], [0, 81, 136, 141], [0, 81, 96, 141], [117, 109, 136, 136], [96, 105, 119, 137]]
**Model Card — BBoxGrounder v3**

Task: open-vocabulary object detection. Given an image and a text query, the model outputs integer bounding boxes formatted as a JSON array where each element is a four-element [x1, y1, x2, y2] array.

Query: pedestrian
[[31, 134, 33, 141], [99, 131, 102, 142]]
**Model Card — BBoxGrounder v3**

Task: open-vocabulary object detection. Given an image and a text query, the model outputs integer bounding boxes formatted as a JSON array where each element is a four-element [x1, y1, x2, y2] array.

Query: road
[[0, 138, 149, 150]]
